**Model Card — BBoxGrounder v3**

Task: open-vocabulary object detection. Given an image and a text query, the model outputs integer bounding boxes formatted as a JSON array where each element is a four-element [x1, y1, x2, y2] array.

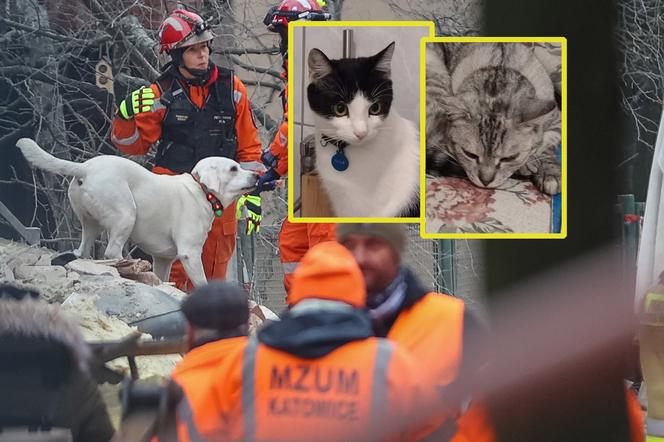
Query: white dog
[[15, 138, 258, 287]]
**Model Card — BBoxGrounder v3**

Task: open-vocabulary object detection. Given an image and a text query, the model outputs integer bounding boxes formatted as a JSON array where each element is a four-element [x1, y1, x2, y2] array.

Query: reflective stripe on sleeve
[[282, 262, 299, 274], [111, 127, 140, 146]]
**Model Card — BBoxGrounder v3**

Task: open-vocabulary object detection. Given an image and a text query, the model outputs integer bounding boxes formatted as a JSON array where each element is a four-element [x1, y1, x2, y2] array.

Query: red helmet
[[264, 0, 330, 32], [158, 9, 215, 54]]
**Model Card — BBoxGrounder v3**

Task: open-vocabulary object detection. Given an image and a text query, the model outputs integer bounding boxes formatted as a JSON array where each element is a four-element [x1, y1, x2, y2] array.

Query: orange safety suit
[[375, 269, 495, 442], [170, 337, 247, 442], [193, 335, 421, 441], [111, 66, 262, 291], [185, 242, 425, 441], [266, 72, 336, 297]]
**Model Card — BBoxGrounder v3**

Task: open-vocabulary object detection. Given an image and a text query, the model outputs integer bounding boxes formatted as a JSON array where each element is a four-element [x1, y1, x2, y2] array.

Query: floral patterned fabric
[[426, 176, 552, 234]]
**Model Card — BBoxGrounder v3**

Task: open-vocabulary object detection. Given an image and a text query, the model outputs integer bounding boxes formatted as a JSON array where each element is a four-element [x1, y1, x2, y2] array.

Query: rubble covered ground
[[0, 237, 277, 427]]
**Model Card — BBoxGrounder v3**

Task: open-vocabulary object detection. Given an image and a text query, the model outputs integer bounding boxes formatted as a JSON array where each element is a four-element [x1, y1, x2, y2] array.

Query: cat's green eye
[[332, 103, 348, 117], [369, 102, 382, 115]]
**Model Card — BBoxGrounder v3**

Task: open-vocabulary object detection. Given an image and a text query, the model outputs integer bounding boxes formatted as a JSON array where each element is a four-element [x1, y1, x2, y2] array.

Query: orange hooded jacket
[[186, 242, 425, 441]]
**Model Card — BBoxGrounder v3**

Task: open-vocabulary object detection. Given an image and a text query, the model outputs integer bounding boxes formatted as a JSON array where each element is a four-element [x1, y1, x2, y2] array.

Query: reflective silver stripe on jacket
[[234, 90, 243, 104], [111, 127, 140, 146], [177, 394, 207, 442], [370, 339, 394, 440], [242, 338, 259, 442], [282, 262, 299, 274]]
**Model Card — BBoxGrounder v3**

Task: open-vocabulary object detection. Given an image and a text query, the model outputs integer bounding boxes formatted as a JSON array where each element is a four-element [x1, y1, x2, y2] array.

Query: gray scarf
[[367, 267, 407, 330]]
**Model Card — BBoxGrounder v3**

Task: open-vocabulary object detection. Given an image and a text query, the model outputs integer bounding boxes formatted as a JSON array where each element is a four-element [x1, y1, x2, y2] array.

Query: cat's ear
[[373, 42, 396, 76], [308, 48, 333, 83], [518, 98, 557, 124]]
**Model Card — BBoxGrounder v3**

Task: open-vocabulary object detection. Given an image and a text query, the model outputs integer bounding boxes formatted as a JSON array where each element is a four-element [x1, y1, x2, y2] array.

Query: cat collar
[[191, 174, 224, 217], [321, 135, 349, 172]]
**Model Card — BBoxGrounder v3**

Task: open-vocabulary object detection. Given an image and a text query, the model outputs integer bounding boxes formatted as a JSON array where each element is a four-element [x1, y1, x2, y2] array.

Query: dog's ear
[[193, 163, 225, 197]]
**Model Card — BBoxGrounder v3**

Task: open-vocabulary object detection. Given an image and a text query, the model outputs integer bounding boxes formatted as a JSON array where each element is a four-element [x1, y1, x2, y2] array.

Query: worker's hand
[[256, 168, 280, 193], [236, 190, 262, 235], [118, 86, 155, 120]]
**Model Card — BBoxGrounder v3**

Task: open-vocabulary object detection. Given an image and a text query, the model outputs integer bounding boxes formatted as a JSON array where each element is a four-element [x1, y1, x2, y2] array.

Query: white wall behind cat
[[291, 25, 430, 202]]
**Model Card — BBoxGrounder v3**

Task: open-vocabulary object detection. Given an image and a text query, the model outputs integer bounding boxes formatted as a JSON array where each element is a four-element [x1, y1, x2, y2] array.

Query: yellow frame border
[[287, 20, 435, 224], [419, 36, 568, 239]]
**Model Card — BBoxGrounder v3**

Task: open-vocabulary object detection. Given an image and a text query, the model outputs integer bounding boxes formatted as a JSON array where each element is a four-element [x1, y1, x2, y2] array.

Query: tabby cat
[[307, 42, 419, 217], [425, 42, 561, 195]]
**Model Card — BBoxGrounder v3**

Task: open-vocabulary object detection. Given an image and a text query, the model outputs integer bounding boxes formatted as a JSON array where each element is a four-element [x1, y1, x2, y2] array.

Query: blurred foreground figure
[[172, 281, 250, 441], [0, 284, 114, 442], [194, 242, 424, 441], [337, 223, 495, 441], [640, 271, 664, 441]]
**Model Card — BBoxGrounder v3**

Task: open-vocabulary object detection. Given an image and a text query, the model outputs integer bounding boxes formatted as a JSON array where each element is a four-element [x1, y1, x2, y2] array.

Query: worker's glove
[[256, 168, 280, 193], [236, 190, 262, 235], [261, 149, 278, 169], [118, 86, 155, 120]]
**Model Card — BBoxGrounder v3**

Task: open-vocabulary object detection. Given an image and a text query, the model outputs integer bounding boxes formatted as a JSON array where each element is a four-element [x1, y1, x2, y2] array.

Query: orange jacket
[[111, 67, 262, 170], [388, 292, 465, 387], [192, 337, 422, 442], [387, 290, 496, 442], [267, 72, 288, 177], [167, 337, 247, 442], [626, 387, 644, 442]]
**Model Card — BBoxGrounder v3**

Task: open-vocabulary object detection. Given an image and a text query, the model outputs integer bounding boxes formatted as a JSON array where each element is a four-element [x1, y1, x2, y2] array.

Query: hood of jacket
[[258, 300, 373, 359]]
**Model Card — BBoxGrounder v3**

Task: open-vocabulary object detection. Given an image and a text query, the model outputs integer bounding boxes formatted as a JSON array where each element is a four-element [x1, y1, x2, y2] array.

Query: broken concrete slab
[[14, 264, 67, 283], [66, 259, 120, 278]]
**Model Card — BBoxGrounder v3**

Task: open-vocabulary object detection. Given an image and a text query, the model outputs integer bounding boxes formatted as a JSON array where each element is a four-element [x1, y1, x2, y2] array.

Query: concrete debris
[[66, 259, 121, 278], [14, 264, 67, 284]]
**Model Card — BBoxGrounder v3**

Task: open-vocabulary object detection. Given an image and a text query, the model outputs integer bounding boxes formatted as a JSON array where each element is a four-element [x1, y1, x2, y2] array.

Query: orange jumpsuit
[[111, 66, 262, 291], [266, 72, 335, 298], [171, 337, 247, 442]]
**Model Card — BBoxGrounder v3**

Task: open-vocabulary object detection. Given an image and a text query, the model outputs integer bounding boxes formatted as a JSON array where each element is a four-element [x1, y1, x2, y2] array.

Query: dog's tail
[[15, 138, 86, 177]]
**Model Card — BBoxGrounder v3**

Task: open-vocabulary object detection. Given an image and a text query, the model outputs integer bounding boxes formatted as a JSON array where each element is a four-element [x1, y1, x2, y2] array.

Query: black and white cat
[[306, 42, 419, 218]]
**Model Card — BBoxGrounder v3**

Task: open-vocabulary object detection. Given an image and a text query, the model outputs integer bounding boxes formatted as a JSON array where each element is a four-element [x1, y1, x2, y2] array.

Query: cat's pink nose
[[354, 131, 367, 140]]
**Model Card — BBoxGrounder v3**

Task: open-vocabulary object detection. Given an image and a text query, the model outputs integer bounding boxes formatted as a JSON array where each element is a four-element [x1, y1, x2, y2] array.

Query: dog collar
[[321, 135, 349, 172], [191, 174, 224, 217]]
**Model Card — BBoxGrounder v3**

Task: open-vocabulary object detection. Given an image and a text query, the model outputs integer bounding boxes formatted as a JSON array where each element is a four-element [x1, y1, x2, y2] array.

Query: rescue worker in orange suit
[[336, 223, 495, 441], [110, 9, 263, 291], [191, 242, 425, 441], [259, 0, 336, 298], [170, 280, 249, 442]]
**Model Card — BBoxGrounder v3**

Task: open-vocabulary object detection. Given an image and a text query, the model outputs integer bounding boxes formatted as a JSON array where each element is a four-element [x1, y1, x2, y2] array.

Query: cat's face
[[307, 42, 395, 145], [433, 95, 556, 188]]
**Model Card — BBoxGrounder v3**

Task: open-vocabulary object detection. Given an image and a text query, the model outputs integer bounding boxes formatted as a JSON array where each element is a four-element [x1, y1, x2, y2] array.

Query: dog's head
[[192, 157, 259, 207]]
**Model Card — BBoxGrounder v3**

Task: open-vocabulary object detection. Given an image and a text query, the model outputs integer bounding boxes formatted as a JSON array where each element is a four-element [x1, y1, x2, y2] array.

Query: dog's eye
[[230, 166, 238, 172]]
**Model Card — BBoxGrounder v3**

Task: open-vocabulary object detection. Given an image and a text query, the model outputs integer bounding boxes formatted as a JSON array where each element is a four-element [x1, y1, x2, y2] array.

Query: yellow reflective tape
[[644, 292, 664, 314]]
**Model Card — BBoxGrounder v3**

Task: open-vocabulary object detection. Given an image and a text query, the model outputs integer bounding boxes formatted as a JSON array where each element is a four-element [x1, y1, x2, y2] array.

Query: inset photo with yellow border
[[288, 21, 434, 223], [422, 37, 567, 239]]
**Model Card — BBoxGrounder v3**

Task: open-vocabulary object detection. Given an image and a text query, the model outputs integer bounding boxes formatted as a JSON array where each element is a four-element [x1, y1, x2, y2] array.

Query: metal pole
[[342, 29, 353, 58]]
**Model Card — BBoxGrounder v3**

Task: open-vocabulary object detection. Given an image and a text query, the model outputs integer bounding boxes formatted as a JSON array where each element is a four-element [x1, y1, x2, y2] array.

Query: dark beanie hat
[[181, 281, 249, 331], [336, 223, 407, 255]]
